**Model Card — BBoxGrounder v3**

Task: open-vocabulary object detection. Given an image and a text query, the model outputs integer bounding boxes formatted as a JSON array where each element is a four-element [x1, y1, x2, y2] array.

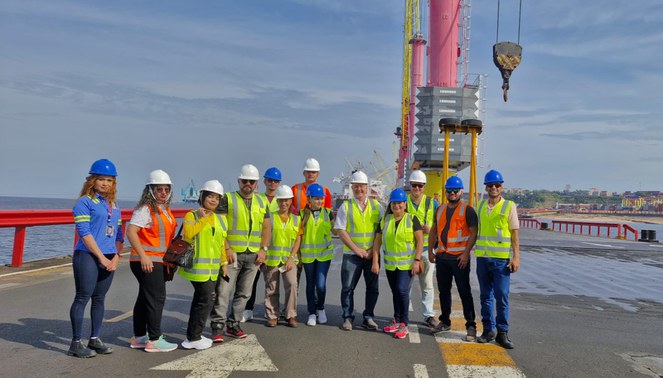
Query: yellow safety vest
[[258, 193, 279, 213], [406, 194, 434, 248], [343, 199, 380, 254], [265, 213, 300, 267], [475, 199, 513, 259], [300, 208, 333, 263], [227, 192, 268, 253], [381, 213, 415, 271], [179, 211, 227, 282]]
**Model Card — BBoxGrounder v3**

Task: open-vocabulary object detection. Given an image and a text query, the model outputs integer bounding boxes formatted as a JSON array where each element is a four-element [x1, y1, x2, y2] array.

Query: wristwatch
[[261, 246, 268, 252]]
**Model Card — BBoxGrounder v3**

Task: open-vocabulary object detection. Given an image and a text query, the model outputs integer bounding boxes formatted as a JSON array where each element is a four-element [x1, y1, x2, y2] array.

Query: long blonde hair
[[78, 175, 117, 205]]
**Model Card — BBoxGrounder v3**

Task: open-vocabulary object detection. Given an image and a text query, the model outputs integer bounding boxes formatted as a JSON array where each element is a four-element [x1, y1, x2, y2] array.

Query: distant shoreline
[[531, 212, 663, 225]]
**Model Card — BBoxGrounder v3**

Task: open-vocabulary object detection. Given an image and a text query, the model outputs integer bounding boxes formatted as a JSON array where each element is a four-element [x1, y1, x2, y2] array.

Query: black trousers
[[435, 256, 476, 329], [187, 279, 216, 341], [130, 262, 167, 340]]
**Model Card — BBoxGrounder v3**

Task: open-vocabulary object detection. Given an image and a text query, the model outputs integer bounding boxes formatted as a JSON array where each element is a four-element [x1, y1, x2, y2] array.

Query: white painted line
[[447, 365, 526, 377], [408, 300, 414, 312], [105, 310, 133, 323], [0, 283, 20, 290], [413, 363, 429, 378], [409, 325, 421, 344], [648, 244, 663, 248], [151, 334, 277, 377], [434, 331, 467, 344], [0, 263, 72, 278], [450, 310, 464, 318], [581, 242, 615, 248]]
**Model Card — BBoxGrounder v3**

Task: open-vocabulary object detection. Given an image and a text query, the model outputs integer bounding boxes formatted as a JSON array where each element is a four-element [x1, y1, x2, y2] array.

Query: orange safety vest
[[130, 206, 177, 263], [436, 201, 470, 256], [292, 182, 332, 211]]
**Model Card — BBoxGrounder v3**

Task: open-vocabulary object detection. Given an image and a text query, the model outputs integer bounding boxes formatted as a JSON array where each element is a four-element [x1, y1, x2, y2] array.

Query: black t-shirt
[[439, 204, 477, 259]]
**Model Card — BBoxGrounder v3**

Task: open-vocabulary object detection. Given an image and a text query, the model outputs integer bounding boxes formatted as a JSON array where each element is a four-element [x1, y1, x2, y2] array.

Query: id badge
[[106, 225, 114, 237]]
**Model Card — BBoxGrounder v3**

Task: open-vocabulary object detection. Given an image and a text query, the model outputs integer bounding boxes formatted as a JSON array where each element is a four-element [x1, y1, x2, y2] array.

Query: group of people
[[67, 157, 520, 358]]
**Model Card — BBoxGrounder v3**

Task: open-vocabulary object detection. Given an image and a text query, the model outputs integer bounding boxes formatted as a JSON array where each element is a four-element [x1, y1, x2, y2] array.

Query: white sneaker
[[240, 309, 254, 323], [307, 314, 317, 326], [316, 309, 327, 324], [181, 336, 212, 350]]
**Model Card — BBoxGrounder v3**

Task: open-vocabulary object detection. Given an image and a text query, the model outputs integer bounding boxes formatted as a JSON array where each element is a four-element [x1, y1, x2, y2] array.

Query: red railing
[[550, 220, 638, 241], [519, 218, 541, 229], [0, 209, 191, 267]]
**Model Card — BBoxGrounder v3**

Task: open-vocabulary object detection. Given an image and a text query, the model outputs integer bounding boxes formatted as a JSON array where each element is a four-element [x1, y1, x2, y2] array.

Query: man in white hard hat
[[405, 170, 441, 329], [291, 158, 333, 213], [210, 164, 272, 341], [334, 170, 383, 331]]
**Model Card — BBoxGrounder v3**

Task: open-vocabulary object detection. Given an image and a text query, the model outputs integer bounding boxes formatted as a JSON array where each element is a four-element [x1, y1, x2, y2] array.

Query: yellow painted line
[[440, 343, 516, 367], [105, 310, 133, 323]]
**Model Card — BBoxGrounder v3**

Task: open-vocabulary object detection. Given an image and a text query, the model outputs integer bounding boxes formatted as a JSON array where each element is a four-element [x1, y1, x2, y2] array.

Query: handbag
[[163, 223, 194, 268]]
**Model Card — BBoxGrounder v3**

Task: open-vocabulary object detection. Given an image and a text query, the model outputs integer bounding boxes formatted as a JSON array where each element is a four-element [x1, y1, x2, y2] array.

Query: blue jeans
[[340, 254, 379, 321], [436, 255, 476, 329], [302, 260, 331, 315], [69, 250, 115, 340], [476, 257, 510, 332], [386, 269, 412, 325]]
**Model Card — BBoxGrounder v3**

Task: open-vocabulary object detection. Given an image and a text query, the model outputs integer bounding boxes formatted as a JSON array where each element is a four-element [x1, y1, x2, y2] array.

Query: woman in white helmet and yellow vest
[[299, 183, 334, 326], [371, 188, 424, 339], [179, 180, 228, 350], [263, 185, 302, 328], [126, 169, 178, 352]]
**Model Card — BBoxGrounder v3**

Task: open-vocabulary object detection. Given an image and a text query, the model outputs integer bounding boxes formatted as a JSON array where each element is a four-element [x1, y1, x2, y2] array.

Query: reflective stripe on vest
[[344, 199, 380, 254], [300, 208, 334, 263], [227, 192, 267, 253], [406, 195, 434, 248], [130, 206, 176, 263], [436, 202, 471, 255], [266, 214, 300, 267], [179, 212, 227, 282], [475, 199, 513, 259], [381, 213, 415, 271]]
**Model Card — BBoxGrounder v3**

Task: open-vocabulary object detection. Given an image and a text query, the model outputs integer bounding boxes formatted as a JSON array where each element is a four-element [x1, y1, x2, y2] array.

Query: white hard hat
[[147, 169, 172, 185], [303, 158, 320, 172], [409, 170, 427, 184], [199, 180, 224, 196], [238, 164, 260, 180], [350, 170, 369, 184], [275, 184, 294, 199]]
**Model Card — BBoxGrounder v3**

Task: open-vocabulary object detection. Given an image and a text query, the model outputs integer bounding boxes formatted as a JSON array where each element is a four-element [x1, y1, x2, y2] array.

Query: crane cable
[[496, 0, 522, 44]]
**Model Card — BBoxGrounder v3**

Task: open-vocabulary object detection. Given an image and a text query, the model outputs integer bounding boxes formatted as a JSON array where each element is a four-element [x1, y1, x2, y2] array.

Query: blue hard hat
[[306, 183, 325, 198], [389, 188, 407, 203], [89, 159, 117, 177], [263, 167, 282, 181], [484, 169, 504, 184], [445, 176, 464, 189]]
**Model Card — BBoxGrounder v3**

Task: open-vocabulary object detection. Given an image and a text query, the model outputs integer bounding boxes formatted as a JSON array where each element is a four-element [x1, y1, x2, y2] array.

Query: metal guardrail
[[550, 220, 638, 241], [0, 209, 191, 267]]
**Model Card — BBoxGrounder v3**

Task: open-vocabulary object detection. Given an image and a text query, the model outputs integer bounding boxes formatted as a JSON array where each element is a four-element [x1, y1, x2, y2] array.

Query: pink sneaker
[[394, 324, 408, 339], [383, 321, 400, 333]]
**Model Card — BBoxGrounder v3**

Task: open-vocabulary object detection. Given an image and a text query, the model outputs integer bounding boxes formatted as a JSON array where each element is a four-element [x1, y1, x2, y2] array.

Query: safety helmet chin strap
[[149, 185, 172, 203]]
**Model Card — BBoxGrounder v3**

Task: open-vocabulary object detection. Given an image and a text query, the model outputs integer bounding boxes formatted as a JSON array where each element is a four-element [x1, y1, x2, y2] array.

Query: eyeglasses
[[241, 179, 257, 185], [445, 189, 460, 194], [486, 183, 502, 188], [154, 187, 171, 193], [410, 183, 424, 188], [266, 178, 280, 184]]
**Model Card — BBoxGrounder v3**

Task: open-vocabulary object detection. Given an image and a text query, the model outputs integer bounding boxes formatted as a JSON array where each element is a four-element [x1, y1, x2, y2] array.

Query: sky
[[1, 0, 662, 200]]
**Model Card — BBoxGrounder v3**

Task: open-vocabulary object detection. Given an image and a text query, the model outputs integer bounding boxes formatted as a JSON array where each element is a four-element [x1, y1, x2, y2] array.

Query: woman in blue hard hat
[[180, 180, 228, 350], [125, 170, 178, 352], [371, 188, 424, 339], [68, 159, 123, 358], [299, 183, 334, 326]]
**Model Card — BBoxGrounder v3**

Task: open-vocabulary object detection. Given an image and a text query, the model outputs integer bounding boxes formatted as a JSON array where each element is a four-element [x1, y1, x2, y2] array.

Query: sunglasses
[[445, 189, 460, 194], [410, 183, 424, 188], [486, 183, 502, 188], [241, 179, 257, 185], [266, 178, 280, 184]]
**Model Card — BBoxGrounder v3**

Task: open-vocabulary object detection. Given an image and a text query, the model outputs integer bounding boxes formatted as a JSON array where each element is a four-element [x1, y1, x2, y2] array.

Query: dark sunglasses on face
[[410, 183, 424, 188], [446, 189, 460, 194], [266, 178, 280, 184], [241, 179, 257, 185], [486, 183, 502, 188]]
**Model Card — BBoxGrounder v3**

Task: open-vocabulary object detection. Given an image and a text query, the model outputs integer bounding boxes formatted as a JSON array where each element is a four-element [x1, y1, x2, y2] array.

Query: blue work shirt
[[73, 193, 124, 254]]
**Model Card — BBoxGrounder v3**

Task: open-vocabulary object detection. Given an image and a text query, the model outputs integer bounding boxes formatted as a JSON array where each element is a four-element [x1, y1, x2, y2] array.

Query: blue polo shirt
[[73, 194, 124, 254]]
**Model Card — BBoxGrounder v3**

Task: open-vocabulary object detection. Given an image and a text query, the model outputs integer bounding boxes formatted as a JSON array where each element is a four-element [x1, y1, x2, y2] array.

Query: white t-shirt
[[129, 205, 173, 228]]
